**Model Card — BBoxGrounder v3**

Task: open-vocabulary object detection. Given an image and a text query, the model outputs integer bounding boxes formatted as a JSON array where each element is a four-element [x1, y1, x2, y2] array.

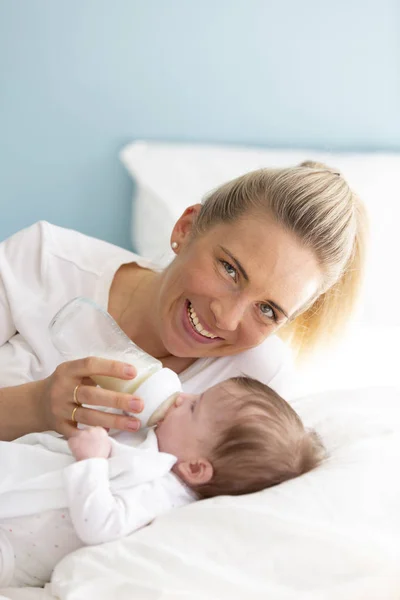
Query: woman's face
[[155, 206, 323, 359]]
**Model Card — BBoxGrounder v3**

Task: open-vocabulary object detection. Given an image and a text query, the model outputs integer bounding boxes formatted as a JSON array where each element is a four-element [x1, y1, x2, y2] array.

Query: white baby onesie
[[0, 430, 194, 587]]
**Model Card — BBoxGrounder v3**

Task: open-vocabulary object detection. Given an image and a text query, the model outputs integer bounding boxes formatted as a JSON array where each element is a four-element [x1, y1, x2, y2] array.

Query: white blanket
[[0, 431, 175, 519], [2, 386, 400, 599], [0, 431, 188, 589]]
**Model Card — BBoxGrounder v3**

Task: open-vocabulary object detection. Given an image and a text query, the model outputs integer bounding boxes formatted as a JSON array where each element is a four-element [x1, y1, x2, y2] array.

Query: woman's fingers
[[81, 377, 97, 387], [43, 357, 142, 436], [66, 405, 140, 433], [73, 384, 144, 415], [64, 357, 137, 380], [61, 421, 81, 439]]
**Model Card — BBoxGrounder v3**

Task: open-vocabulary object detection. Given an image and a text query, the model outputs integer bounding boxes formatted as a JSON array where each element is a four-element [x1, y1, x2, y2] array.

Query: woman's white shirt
[[0, 222, 295, 397]]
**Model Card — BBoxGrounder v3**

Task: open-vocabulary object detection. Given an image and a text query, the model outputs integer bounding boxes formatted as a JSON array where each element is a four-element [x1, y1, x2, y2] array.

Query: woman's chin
[[163, 333, 221, 359]]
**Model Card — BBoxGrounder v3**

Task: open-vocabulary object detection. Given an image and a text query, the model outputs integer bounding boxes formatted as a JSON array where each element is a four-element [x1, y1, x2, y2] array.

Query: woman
[[0, 161, 367, 441]]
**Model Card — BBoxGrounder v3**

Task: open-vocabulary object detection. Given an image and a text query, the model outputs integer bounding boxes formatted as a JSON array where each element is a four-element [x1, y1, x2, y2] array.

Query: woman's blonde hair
[[193, 161, 368, 358]]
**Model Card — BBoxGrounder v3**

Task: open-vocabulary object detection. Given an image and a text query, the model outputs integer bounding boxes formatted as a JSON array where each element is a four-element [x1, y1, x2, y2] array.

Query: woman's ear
[[170, 204, 202, 250], [176, 457, 213, 487]]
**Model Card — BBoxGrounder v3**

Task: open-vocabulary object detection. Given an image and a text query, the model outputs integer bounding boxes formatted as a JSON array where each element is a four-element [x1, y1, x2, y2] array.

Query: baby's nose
[[174, 395, 184, 407]]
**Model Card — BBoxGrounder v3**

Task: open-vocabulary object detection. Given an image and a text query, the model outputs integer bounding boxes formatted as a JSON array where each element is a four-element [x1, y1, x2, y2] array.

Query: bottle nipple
[[128, 368, 182, 429], [147, 392, 180, 427]]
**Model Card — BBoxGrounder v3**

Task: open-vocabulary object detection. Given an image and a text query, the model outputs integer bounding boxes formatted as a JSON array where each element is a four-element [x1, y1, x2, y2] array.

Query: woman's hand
[[40, 357, 143, 438]]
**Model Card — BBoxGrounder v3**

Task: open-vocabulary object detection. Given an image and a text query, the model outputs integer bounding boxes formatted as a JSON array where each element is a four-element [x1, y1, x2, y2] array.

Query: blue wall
[[1, 0, 399, 247]]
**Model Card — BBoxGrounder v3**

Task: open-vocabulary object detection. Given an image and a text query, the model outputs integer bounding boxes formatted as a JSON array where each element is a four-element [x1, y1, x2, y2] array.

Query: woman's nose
[[210, 298, 246, 332]]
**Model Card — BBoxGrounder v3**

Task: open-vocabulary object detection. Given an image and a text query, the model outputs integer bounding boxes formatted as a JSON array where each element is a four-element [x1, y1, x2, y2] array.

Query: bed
[[2, 386, 400, 600], [1, 143, 400, 599]]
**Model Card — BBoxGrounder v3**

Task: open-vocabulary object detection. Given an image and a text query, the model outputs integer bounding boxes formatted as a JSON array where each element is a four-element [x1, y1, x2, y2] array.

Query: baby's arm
[[64, 430, 181, 545], [68, 426, 112, 461]]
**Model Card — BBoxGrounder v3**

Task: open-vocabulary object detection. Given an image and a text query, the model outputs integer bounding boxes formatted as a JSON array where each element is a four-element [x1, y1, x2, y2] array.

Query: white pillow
[[48, 386, 400, 600]]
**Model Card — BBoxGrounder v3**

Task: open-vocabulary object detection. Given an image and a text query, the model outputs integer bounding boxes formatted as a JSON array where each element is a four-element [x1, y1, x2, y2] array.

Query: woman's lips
[[181, 300, 221, 344]]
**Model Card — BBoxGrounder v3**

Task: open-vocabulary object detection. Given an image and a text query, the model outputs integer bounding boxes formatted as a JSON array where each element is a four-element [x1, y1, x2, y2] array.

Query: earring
[[171, 242, 178, 250]]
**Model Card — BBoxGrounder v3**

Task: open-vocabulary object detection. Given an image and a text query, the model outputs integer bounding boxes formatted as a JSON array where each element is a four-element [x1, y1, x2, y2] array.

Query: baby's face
[[156, 381, 237, 460]]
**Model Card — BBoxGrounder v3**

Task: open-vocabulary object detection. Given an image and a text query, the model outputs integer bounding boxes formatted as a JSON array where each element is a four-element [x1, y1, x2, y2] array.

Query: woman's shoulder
[[3, 220, 152, 275], [234, 334, 291, 365], [0, 220, 153, 317], [181, 336, 296, 398], [221, 336, 294, 388], [41, 221, 139, 271]]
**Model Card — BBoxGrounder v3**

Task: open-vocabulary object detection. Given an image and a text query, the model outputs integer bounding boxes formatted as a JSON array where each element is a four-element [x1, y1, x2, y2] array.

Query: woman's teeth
[[187, 303, 217, 339]]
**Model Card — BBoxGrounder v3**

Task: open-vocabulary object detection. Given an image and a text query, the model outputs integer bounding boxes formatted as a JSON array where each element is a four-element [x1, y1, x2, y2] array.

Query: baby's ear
[[176, 458, 213, 487]]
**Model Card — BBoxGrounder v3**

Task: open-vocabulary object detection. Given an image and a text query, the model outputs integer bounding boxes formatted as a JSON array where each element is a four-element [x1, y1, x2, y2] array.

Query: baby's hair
[[196, 376, 325, 499]]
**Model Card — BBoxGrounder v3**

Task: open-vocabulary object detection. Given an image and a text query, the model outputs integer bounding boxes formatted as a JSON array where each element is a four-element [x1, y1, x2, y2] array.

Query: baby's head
[[156, 377, 324, 498]]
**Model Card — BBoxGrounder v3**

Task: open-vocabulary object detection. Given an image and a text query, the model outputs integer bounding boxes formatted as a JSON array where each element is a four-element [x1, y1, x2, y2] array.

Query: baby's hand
[[68, 427, 112, 461]]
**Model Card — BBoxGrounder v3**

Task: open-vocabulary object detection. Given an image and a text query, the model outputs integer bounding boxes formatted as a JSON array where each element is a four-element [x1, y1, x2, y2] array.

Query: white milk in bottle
[[49, 297, 181, 427]]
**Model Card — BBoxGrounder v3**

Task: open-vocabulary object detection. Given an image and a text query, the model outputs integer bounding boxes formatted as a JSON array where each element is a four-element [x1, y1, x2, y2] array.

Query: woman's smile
[[187, 302, 219, 339], [181, 300, 223, 345]]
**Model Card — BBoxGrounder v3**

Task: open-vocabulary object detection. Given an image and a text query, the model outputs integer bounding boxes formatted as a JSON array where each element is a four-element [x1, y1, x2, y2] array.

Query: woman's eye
[[220, 260, 237, 281], [259, 303, 277, 322]]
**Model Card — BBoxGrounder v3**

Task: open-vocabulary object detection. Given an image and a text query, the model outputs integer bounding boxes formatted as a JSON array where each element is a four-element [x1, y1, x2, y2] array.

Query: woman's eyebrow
[[219, 246, 249, 281], [219, 245, 290, 319], [268, 301, 289, 320]]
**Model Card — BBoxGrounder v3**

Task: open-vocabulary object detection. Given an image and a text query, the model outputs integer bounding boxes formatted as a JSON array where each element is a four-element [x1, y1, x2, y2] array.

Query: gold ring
[[71, 406, 79, 423], [73, 384, 82, 406]]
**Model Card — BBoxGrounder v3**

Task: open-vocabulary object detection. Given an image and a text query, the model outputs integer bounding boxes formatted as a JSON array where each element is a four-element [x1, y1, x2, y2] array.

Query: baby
[[0, 376, 324, 588]]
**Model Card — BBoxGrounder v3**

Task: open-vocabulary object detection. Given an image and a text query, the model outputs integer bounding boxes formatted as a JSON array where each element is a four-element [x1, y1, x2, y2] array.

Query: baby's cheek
[[161, 414, 184, 445]]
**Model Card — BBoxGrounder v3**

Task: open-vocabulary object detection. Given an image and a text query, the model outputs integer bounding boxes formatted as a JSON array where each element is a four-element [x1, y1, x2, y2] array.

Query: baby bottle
[[49, 297, 181, 428]]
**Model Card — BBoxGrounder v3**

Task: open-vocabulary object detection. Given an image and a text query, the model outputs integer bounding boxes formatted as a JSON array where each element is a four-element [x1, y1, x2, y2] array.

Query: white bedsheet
[[0, 587, 52, 600], [2, 385, 400, 600]]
